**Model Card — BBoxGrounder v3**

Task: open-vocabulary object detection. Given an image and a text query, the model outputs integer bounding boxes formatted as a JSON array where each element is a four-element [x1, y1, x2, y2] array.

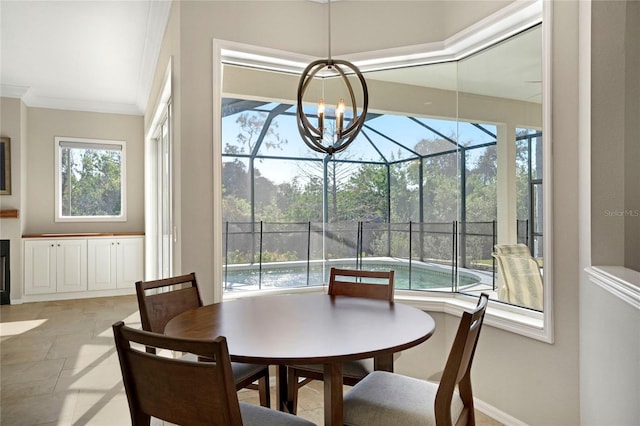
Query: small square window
[[55, 137, 126, 222]]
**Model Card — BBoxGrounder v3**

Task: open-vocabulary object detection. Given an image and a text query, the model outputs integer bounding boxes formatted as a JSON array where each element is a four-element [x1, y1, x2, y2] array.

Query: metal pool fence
[[223, 220, 529, 292]]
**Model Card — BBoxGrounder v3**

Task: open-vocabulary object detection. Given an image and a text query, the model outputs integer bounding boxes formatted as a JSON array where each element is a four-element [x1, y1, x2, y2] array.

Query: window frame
[[54, 136, 127, 223]]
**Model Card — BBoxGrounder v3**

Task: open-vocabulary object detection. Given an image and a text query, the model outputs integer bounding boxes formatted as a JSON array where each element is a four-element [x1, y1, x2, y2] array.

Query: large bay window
[[213, 0, 553, 342]]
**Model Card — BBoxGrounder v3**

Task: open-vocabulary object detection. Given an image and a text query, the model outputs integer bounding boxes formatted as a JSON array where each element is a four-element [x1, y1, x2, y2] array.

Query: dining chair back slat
[[328, 268, 395, 301], [136, 273, 201, 335]]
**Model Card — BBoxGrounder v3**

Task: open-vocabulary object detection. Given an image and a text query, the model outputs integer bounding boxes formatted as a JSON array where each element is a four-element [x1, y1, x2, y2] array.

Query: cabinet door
[[56, 240, 87, 293], [87, 239, 117, 290], [24, 240, 57, 295], [116, 237, 143, 288]]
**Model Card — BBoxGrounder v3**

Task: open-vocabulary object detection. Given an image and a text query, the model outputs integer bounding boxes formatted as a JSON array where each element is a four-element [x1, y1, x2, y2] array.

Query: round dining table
[[164, 293, 435, 426]]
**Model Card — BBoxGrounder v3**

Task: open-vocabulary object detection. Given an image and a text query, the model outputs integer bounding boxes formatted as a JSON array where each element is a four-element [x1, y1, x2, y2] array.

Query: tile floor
[[1, 295, 502, 425]]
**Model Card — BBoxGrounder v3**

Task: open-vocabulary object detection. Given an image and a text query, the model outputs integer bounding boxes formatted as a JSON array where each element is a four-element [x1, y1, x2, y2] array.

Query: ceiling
[[0, 0, 171, 115]]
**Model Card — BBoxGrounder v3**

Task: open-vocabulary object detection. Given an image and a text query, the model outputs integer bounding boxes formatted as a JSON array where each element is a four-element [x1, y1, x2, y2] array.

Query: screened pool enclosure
[[220, 25, 544, 311]]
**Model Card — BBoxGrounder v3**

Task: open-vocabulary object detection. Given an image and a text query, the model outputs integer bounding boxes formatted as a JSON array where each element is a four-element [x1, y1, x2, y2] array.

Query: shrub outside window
[[55, 137, 126, 222]]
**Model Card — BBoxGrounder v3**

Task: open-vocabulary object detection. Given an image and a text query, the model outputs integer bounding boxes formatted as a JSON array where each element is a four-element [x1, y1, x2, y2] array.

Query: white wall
[[144, 1, 585, 424], [580, 270, 640, 425], [24, 108, 144, 235]]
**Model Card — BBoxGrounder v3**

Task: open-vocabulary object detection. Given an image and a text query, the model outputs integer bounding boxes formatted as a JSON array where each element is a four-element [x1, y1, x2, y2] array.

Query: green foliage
[[282, 177, 323, 222], [226, 249, 250, 264], [258, 250, 298, 263], [225, 249, 299, 264], [339, 164, 389, 222], [60, 147, 121, 216]]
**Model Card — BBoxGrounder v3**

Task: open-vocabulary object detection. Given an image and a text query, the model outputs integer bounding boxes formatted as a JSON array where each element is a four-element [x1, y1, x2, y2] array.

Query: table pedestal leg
[[277, 365, 290, 412], [324, 363, 343, 426], [374, 353, 394, 372]]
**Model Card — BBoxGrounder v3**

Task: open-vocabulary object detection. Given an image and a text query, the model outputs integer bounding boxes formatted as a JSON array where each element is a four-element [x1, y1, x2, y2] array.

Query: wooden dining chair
[[135, 273, 271, 408], [287, 267, 395, 414], [342, 293, 490, 426], [112, 321, 314, 426]]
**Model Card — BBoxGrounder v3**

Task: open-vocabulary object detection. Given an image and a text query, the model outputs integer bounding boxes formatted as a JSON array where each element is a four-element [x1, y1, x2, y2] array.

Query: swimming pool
[[223, 259, 481, 292]]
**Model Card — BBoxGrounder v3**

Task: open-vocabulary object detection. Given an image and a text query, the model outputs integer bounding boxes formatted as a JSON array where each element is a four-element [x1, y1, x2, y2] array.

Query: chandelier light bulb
[[336, 99, 345, 137], [318, 98, 325, 136]]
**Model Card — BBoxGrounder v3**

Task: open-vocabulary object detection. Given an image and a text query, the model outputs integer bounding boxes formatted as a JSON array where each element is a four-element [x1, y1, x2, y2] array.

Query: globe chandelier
[[296, 0, 369, 156]]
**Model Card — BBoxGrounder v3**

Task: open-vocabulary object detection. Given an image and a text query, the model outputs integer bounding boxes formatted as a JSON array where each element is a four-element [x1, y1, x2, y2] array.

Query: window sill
[[223, 286, 550, 343]]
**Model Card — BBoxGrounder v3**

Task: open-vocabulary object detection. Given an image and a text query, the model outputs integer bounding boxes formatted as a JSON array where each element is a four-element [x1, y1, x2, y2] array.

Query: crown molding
[[23, 93, 142, 116], [0, 85, 30, 99], [1, 84, 140, 115], [221, 0, 542, 73]]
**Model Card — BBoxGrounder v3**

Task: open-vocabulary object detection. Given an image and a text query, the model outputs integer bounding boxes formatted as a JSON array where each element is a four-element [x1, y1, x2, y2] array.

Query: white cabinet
[[87, 237, 143, 290], [24, 235, 144, 300], [115, 237, 144, 288], [24, 239, 87, 295], [87, 239, 116, 290]]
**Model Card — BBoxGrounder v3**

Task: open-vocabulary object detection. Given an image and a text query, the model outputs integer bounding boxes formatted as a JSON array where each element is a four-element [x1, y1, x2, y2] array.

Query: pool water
[[224, 262, 480, 291]]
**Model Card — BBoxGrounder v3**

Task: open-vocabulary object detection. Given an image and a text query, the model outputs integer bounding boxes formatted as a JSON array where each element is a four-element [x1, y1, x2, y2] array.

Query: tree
[[294, 154, 359, 223], [465, 146, 497, 221], [340, 163, 389, 222], [390, 160, 419, 222], [232, 111, 287, 154], [61, 148, 121, 216], [282, 177, 323, 222]]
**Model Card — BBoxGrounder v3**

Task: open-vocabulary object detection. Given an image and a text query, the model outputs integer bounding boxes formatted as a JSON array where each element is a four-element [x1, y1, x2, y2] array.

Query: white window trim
[[213, 0, 553, 343], [54, 136, 127, 222]]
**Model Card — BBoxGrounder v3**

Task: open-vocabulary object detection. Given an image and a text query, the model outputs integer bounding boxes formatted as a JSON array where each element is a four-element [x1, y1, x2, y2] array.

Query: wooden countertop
[[22, 232, 144, 238], [0, 209, 19, 218]]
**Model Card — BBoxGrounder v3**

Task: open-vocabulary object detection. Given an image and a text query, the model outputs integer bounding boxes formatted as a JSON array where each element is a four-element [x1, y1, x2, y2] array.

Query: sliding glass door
[[149, 103, 173, 279]]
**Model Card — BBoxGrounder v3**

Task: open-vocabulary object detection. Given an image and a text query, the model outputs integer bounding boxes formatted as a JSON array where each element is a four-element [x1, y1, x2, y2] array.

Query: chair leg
[[287, 368, 300, 415], [458, 375, 475, 426], [258, 375, 271, 408], [132, 410, 151, 425]]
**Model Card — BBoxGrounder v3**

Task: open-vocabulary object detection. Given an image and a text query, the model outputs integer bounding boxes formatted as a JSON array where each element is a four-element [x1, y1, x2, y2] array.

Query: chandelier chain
[[327, 0, 332, 61]]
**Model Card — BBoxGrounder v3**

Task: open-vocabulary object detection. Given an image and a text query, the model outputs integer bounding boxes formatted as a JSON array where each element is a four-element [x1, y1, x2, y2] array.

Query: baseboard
[[475, 398, 528, 426], [21, 287, 136, 303]]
